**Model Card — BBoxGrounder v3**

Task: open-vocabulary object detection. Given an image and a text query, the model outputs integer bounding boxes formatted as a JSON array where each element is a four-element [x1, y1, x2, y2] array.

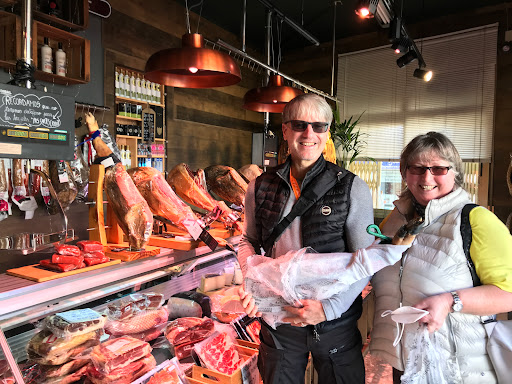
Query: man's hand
[[282, 299, 326, 327], [238, 286, 261, 318], [415, 292, 452, 333], [85, 112, 99, 133]]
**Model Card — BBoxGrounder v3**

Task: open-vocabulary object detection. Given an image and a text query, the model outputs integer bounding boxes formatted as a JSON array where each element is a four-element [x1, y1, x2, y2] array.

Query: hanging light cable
[[144, 0, 241, 88], [242, 13, 303, 113]]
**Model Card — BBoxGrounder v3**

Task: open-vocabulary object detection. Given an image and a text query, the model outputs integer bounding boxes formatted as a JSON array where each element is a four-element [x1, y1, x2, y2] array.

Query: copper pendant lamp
[[145, 33, 241, 88], [243, 74, 304, 113]]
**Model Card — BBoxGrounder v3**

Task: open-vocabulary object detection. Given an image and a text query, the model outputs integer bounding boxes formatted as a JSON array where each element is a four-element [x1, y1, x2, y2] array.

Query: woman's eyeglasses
[[285, 120, 330, 133], [407, 165, 452, 176]]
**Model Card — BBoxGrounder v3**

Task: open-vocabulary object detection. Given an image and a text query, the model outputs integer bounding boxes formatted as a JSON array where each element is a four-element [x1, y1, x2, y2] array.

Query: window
[[337, 24, 497, 163]]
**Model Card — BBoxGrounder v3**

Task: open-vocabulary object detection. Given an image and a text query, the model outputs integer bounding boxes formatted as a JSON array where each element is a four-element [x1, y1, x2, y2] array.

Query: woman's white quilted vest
[[370, 188, 497, 383]]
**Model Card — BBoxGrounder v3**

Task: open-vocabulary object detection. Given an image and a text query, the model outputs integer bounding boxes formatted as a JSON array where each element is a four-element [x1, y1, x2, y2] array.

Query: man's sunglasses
[[285, 120, 330, 133], [407, 165, 452, 176]]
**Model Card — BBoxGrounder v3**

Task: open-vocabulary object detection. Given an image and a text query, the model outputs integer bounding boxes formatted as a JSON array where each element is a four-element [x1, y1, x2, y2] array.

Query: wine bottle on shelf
[[156, 84, 161, 104], [141, 76, 147, 102], [130, 72, 136, 100], [55, 42, 66, 76], [125, 146, 131, 169], [47, 0, 62, 18], [124, 70, 130, 99], [115, 67, 120, 96], [120, 145, 126, 169], [135, 74, 141, 101]]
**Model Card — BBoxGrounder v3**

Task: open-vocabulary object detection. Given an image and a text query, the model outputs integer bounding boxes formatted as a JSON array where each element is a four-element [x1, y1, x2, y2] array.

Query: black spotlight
[[413, 68, 433, 82], [391, 37, 410, 54], [396, 49, 418, 68]]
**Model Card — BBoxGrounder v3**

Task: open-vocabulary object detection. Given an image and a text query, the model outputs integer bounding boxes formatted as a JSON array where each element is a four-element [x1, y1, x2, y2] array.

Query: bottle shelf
[[32, 7, 89, 32], [116, 115, 141, 122], [115, 96, 164, 108], [137, 155, 165, 159], [0, 0, 17, 6]]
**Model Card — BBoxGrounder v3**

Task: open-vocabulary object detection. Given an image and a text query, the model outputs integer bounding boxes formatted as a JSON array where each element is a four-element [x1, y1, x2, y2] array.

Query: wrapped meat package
[[43, 309, 107, 338], [194, 332, 242, 375], [27, 329, 101, 365], [127, 167, 198, 232], [89, 336, 152, 374], [104, 163, 153, 250], [166, 297, 202, 319], [54, 244, 81, 257], [165, 317, 214, 347], [106, 293, 164, 321], [47, 161, 78, 214], [104, 307, 168, 336], [87, 353, 156, 384], [245, 243, 413, 328], [76, 240, 104, 252]]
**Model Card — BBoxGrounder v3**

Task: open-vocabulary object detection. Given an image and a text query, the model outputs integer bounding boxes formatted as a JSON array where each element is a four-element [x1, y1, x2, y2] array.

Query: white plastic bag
[[245, 241, 411, 328], [401, 324, 462, 384]]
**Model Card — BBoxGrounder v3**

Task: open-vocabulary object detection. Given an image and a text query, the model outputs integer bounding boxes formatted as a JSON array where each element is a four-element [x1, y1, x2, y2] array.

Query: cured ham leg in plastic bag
[[12, 158, 37, 219], [105, 163, 153, 250], [128, 167, 198, 232], [245, 242, 413, 328], [167, 163, 240, 230], [204, 165, 247, 207]]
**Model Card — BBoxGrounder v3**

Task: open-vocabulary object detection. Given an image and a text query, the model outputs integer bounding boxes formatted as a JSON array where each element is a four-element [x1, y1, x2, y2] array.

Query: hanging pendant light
[[243, 74, 304, 113], [145, 33, 241, 88]]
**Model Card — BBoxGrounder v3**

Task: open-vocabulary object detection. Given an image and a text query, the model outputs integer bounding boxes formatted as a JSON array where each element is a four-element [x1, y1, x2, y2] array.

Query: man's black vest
[[253, 156, 362, 332], [254, 156, 355, 256]]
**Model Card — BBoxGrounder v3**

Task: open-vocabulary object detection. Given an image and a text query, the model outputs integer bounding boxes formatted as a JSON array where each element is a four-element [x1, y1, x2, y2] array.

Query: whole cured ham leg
[[167, 163, 241, 230], [104, 163, 153, 250], [127, 167, 198, 232], [204, 165, 248, 207]]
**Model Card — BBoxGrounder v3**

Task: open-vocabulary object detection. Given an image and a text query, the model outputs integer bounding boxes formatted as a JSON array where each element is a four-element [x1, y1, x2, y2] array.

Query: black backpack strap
[[461, 203, 481, 286], [262, 168, 344, 254]]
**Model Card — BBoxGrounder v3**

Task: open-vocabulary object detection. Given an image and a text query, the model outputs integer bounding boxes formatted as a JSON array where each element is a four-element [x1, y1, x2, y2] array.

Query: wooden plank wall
[[103, 0, 265, 171], [280, 3, 512, 226]]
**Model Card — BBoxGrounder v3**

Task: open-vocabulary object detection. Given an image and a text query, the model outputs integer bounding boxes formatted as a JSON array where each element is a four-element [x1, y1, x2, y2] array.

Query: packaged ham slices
[[131, 358, 185, 384], [193, 332, 242, 375], [89, 336, 152, 374], [106, 293, 164, 321], [42, 309, 107, 339], [87, 353, 156, 384]]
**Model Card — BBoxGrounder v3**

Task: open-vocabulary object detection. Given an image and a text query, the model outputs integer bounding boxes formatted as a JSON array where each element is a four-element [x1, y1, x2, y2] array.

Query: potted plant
[[331, 104, 374, 169]]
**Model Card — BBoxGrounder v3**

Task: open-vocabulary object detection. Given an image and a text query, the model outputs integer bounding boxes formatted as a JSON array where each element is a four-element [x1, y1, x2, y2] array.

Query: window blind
[[337, 24, 497, 162]]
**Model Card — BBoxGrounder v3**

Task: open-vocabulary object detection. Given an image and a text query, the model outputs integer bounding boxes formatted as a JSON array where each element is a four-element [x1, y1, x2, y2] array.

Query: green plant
[[331, 104, 374, 169]]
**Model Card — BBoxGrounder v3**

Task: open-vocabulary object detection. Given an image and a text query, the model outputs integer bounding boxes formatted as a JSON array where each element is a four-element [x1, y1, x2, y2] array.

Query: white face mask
[[381, 306, 429, 346]]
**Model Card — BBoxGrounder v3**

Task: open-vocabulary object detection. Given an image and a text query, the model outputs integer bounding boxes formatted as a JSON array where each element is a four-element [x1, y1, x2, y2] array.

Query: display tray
[[104, 243, 160, 261], [148, 234, 200, 251], [6, 259, 122, 282]]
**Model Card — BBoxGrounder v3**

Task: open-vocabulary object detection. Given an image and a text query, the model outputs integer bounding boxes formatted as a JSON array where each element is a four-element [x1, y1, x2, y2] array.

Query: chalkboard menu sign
[[0, 83, 75, 160], [142, 107, 155, 143]]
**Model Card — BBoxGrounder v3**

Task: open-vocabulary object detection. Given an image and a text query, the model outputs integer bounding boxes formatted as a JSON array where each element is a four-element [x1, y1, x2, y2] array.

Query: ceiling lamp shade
[[243, 75, 304, 113], [145, 33, 241, 88]]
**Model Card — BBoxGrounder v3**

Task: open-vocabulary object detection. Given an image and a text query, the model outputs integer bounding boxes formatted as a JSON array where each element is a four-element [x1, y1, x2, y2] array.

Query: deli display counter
[[0, 236, 241, 382]]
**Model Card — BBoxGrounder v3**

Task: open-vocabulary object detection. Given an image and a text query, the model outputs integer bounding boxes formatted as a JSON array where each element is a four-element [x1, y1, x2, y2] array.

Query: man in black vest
[[238, 94, 374, 384]]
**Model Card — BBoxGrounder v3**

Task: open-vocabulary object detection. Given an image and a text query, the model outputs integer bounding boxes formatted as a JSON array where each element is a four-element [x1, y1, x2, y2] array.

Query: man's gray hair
[[282, 94, 333, 124]]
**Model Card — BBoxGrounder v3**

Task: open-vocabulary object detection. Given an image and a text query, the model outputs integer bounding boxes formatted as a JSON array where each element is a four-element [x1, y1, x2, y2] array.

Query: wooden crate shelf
[[34, 20, 90, 83], [0, 10, 21, 67]]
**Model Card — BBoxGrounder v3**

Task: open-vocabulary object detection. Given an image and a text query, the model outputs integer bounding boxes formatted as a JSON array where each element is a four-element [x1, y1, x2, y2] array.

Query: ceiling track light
[[396, 49, 417, 68], [391, 36, 409, 54], [355, 0, 377, 19], [413, 68, 433, 82]]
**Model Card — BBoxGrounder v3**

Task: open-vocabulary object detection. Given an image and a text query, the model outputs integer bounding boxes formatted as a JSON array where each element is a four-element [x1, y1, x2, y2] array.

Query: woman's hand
[[238, 286, 261, 318], [282, 299, 326, 327], [414, 292, 453, 333]]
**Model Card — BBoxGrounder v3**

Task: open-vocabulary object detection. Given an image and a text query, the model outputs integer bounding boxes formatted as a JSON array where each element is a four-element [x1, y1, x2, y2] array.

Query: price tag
[[199, 229, 218, 251], [56, 308, 101, 323], [182, 218, 203, 240]]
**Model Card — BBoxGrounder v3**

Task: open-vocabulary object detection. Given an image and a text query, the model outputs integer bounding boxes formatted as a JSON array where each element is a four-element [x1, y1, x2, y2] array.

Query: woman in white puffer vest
[[370, 132, 512, 383]]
